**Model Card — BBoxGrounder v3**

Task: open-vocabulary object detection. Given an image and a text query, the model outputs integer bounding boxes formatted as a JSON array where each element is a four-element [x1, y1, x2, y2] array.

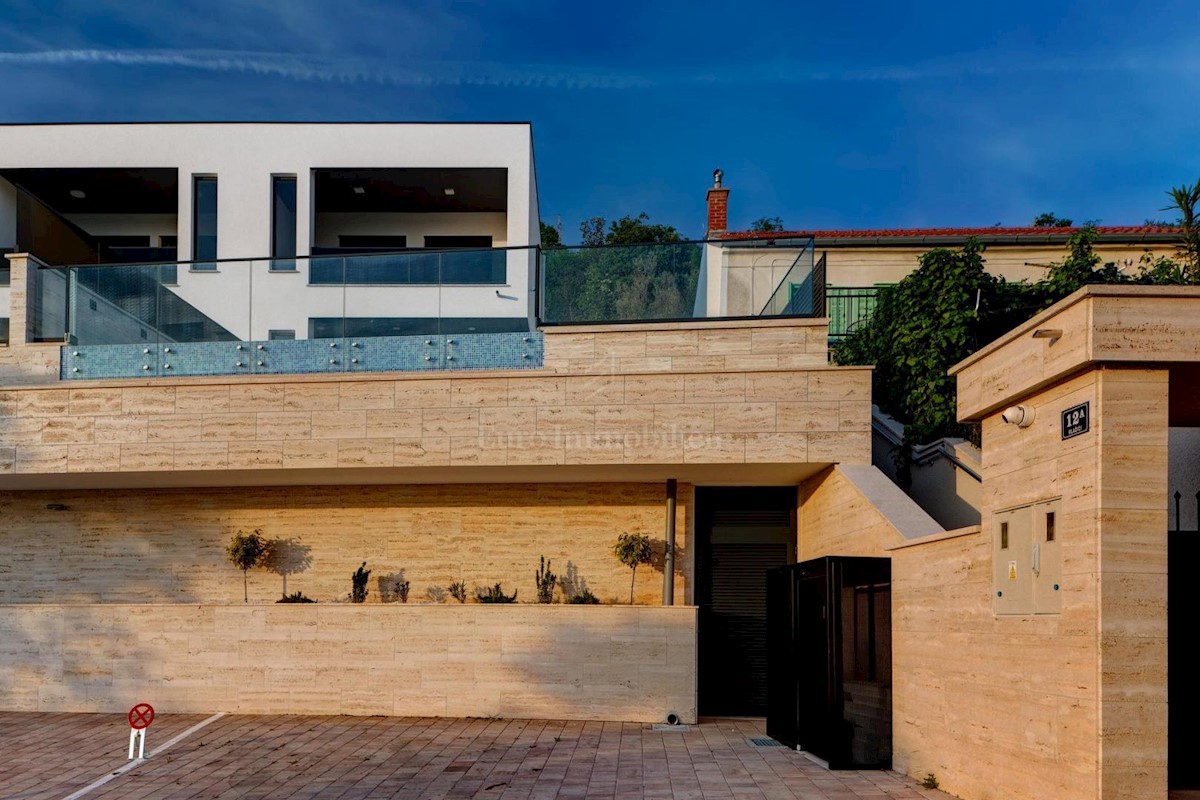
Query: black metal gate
[[766, 556, 892, 769], [1170, 491, 1200, 790]]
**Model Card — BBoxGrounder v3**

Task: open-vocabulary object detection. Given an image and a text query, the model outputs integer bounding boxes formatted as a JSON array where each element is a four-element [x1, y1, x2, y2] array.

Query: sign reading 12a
[[1062, 402, 1090, 440]]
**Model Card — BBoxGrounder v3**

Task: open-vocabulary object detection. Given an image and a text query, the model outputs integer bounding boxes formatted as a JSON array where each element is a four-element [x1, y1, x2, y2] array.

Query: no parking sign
[[127, 702, 154, 760]]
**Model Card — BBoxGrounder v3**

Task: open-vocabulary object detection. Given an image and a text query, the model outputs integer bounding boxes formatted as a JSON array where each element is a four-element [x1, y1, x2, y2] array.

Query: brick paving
[[0, 713, 952, 800]]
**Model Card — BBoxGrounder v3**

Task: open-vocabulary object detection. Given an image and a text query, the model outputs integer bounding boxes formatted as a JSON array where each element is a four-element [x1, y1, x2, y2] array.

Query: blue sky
[[1, 0, 1197, 242]]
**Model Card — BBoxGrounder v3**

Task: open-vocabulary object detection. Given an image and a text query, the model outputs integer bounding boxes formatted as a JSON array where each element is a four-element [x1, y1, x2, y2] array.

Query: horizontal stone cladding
[[0, 366, 871, 476], [0, 604, 698, 722], [0, 483, 692, 606], [541, 320, 829, 374]]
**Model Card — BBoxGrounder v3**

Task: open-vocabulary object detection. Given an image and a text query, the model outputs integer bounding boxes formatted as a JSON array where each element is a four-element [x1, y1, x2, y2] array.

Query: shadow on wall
[[262, 537, 313, 597], [0, 499, 205, 711], [0, 483, 693, 606]]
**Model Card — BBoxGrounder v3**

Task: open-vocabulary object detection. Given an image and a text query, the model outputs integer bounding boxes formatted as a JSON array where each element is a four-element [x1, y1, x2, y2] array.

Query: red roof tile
[[720, 225, 1180, 240]]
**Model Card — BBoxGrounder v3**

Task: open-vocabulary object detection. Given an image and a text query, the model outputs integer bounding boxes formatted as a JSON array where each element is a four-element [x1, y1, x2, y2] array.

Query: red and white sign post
[[127, 702, 155, 760]]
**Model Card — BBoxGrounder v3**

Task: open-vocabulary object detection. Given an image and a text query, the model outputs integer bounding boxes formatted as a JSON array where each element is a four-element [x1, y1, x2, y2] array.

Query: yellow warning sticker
[[1008, 561, 1018, 580]]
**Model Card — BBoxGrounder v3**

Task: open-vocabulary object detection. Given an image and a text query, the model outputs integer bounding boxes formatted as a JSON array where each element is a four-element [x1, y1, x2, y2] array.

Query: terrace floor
[[0, 712, 950, 800]]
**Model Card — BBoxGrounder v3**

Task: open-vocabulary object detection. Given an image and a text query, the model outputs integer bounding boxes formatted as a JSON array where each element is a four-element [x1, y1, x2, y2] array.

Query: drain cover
[[748, 737, 785, 747]]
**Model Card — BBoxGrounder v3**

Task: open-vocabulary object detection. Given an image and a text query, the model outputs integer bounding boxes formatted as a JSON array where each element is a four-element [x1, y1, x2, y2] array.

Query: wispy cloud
[[0, 47, 1172, 92], [0, 49, 655, 89]]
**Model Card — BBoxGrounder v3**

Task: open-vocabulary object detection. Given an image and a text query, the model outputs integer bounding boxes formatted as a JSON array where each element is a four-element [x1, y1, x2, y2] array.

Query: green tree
[[1032, 212, 1073, 228], [546, 212, 698, 323], [1163, 179, 1200, 281], [612, 532, 653, 604], [580, 217, 606, 247], [750, 216, 785, 233], [604, 213, 683, 245], [539, 220, 561, 247], [1040, 227, 1129, 301], [226, 529, 267, 603]]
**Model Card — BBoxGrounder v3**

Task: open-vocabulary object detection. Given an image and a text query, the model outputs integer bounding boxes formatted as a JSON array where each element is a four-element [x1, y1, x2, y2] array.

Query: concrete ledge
[[0, 603, 698, 723]]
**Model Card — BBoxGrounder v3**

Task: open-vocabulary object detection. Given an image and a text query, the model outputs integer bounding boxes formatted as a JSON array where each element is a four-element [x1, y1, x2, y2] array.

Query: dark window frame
[[192, 176, 218, 270], [271, 176, 298, 270]]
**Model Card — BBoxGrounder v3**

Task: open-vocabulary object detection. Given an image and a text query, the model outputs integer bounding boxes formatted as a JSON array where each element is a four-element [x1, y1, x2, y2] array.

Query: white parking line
[[60, 712, 226, 800]]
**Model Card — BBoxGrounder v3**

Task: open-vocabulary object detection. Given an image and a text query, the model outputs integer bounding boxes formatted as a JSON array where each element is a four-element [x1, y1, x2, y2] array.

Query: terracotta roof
[[720, 225, 1181, 241]]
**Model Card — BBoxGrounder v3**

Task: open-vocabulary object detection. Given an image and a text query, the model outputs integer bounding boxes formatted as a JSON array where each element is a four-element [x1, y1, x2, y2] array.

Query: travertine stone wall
[[887, 366, 1169, 800], [0, 367, 870, 477], [0, 256, 59, 386], [953, 286, 1200, 420], [0, 604, 698, 722], [0, 482, 692, 605], [542, 319, 828, 373], [798, 465, 941, 560]]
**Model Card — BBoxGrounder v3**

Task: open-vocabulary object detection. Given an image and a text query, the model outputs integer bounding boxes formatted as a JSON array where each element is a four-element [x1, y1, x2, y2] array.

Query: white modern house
[[0, 122, 540, 349]]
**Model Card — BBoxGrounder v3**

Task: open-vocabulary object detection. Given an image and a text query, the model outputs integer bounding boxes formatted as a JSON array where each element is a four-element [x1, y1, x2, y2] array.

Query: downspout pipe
[[663, 479, 677, 606]]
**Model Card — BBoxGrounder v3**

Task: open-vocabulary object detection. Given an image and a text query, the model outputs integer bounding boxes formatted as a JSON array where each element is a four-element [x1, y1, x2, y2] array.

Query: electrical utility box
[[993, 498, 1062, 615]]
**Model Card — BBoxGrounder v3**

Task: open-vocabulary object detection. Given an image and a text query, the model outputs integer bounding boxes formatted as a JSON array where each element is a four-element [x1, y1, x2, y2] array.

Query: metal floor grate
[[748, 737, 785, 747]]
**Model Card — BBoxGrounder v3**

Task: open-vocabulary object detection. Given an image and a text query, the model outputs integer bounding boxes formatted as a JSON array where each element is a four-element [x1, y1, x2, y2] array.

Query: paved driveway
[[0, 712, 949, 799]]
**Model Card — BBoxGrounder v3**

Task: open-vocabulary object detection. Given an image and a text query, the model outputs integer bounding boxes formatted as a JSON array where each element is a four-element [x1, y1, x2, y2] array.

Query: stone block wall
[[0, 604, 698, 722], [0, 482, 691, 606]]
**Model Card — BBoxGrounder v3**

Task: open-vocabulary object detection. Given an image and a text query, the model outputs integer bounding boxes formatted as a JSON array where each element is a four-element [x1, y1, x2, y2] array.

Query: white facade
[[0, 122, 540, 340]]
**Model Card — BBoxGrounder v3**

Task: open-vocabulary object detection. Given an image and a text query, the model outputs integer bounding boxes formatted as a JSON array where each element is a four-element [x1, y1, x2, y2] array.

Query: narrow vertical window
[[192, 176, 218, 269], [271, 176, 297, 270], [1045, 512, 1056, 542], [1000, 522, 1009, 550]]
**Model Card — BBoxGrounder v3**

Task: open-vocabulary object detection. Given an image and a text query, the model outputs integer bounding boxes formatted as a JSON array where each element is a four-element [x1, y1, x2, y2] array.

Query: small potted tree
[[612, 532, 653, 604], [226, 529, 267, 603]]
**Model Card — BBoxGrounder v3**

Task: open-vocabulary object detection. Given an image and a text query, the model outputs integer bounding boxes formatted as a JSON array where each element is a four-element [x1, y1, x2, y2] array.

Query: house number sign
[[1061, 402, 1090, 440]]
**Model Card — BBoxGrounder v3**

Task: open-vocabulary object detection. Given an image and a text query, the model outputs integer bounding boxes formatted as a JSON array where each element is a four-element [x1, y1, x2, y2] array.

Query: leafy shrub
[[226, 529, 267, 603], [535, 556, 557, 604], [474, 583, 518, 603], [350, 562, 371, 604], [567, 588, 600, 604], [447, 581, 468, 604], [276, 591, 315, 604], [921, 773, 939, 790]]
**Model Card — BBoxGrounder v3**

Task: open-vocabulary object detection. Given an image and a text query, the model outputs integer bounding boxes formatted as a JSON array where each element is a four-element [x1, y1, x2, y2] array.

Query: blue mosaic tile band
[[60, 332, 544, 380]]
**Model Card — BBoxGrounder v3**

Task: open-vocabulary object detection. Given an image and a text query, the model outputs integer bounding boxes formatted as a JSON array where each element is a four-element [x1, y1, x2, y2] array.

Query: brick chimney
[[706, 168, 729, 237]]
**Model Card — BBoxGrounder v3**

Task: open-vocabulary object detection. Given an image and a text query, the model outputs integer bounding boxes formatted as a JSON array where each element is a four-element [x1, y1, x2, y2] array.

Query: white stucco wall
[[0, 123, 539, 337]]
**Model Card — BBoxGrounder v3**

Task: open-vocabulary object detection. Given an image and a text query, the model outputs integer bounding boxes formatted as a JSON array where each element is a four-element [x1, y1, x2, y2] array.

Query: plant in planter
[[567, 588, 600, 604], [447, 581, 468, 604], [277, 591, 316, 604], [350, 562, 371, 603], [377, 572, 411, 603], [612, 532, 653, 604], [426, 585, 448, 603], [226, 528, 267, 603], [535, 556, 557, 604], [474, 583, 518, 603]]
